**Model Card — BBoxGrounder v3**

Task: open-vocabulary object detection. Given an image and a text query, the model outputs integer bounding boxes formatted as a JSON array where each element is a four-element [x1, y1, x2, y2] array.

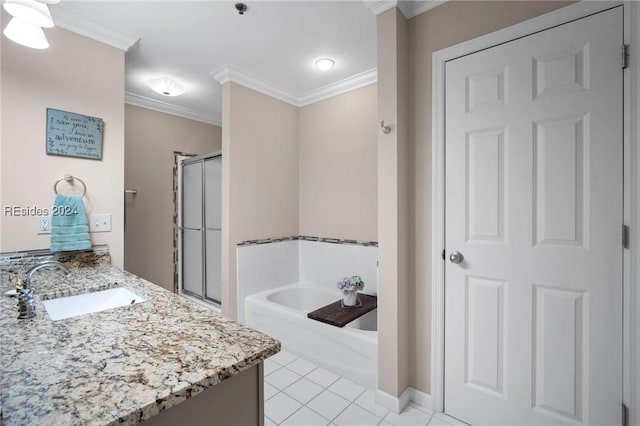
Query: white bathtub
[[245, 283, 378, 389]]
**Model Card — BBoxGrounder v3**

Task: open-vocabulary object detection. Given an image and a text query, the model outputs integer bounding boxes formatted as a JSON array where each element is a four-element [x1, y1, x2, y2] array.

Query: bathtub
[[245, 283, 378, 389]]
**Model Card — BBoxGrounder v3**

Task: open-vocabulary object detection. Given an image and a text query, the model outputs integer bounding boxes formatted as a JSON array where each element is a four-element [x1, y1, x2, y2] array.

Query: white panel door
[[444, 7, 623, 425]]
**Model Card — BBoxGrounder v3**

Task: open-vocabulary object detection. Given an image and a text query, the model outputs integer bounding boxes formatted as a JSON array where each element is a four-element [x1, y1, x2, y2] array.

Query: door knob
[[449, 251, 464, 264]]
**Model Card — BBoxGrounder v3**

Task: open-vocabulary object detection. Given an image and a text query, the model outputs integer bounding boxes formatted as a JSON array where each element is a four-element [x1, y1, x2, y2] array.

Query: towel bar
[[54, 174, 87, 197]]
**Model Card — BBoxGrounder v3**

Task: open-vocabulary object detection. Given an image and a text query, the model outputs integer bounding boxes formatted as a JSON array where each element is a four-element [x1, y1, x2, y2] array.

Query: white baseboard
[[375, 387, 433, 414], [375, 388, 411, 414], [408, 388, 433, 411]]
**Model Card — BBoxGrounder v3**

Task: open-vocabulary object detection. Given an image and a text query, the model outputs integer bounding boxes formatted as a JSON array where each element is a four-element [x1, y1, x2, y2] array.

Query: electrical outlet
[[89, 214, 111, 232], [37, 216, 51, 234]]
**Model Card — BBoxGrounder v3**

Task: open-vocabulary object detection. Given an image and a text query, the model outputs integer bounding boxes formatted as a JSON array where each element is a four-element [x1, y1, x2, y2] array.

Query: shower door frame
[[173, 151, 196, 295], [179, 151, 222, 306]]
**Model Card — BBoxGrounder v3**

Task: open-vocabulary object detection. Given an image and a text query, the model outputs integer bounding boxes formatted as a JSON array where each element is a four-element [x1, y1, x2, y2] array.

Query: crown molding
[[365, 1, 398, 16], [52, 8, 140, 51], [396, 1, 415, 19], [125, 92, 221, 127], [212, 65, 299, 106], [213, 65, 377, 108], [130, 66, 377, 125], [365, 0, 447, 19], [410, 0, 448, 17], [298, 68, 377, 106]]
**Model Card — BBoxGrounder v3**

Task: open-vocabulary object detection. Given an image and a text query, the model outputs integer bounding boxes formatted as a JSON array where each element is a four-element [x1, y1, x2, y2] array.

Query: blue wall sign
[[46, 108, 103, 160]]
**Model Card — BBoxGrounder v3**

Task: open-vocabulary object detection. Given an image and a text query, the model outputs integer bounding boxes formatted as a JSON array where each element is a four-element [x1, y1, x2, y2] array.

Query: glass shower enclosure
[[180, 153, 221, 305]]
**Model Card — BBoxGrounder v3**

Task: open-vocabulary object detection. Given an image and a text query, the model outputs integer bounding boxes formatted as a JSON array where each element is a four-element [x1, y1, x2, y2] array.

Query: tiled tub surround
[[237, 238, 378, 389], [0, 250, 280, 425], [237, 238, 378, 323]]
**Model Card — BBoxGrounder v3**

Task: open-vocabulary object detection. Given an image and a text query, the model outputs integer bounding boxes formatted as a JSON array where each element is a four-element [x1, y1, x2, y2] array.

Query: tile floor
[[264, 349, 455, 426]]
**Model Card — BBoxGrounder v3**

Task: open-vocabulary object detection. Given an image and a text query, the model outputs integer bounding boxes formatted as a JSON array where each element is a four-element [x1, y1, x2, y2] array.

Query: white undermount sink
[[42, 287, 148, 321]]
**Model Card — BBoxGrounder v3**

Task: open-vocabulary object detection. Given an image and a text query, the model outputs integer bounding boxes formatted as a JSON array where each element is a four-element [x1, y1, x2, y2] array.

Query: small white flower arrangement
[[337, 276, 365, 292], [337, 276, 364, 307]]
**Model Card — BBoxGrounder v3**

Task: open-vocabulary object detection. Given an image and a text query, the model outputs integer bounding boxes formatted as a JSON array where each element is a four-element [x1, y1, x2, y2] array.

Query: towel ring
[[54, 174, 87, 197]]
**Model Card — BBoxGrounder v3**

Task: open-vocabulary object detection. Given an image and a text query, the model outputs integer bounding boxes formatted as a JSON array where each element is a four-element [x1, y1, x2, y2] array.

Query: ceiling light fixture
[[3, 17, 49, 49], [3, 0, 54, 28], [315, 58, 335, 71], [148, 77, 186, 97]]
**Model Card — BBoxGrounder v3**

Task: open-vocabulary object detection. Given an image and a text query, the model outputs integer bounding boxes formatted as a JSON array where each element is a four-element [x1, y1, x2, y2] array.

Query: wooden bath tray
[[307, 293, 377, 328]]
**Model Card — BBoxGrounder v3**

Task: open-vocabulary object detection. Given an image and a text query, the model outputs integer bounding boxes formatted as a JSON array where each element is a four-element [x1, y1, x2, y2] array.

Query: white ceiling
[[51, 1, 378, 125]]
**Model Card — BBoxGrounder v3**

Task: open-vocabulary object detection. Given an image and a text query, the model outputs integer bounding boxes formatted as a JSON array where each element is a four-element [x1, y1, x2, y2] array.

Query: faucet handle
[[8, 271, 24, 291], [18, 287, 34, 300]]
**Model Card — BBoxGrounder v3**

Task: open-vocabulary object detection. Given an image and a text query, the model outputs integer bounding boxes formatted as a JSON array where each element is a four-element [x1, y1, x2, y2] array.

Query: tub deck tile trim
[[237, 236, 378, 248]]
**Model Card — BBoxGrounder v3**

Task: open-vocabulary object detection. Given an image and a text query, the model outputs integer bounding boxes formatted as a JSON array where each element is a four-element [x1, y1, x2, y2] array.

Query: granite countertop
[[0, 252, 280, 426]]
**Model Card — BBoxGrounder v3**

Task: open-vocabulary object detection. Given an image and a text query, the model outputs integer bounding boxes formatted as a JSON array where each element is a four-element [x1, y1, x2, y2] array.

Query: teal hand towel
[[50, 194, 91, 252]]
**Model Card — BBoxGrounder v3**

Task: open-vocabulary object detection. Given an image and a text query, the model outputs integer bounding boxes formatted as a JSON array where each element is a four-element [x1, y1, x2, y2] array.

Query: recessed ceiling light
[[3, 17, 49, 49], [3, 0, 54, 28], [315, 58, 335, 71], [148, 77, 186, 97]]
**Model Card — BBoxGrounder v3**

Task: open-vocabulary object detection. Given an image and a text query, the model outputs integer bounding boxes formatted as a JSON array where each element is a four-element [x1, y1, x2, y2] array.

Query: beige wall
[[377, 8, 411, 398], [298, 84, 377, 242], [124, 104, 221, 291], [221, 82, 299, 319], [405, 1, 574, 393], [0, 13, 125, 267]]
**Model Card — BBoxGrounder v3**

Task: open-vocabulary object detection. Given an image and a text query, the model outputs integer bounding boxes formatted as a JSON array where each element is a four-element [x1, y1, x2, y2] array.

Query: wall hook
[[380, 120, 391, 134]]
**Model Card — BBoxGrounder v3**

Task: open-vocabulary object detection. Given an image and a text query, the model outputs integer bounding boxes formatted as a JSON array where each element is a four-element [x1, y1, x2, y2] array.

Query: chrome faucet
[[17, 260, 71, 319]]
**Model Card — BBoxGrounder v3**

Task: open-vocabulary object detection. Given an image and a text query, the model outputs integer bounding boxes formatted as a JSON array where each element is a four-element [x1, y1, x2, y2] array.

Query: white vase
[[343, 291, 358, 307]]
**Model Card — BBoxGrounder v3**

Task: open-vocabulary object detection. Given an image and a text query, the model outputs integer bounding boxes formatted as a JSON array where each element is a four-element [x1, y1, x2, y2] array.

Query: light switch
[[89, 214, 111, 232]]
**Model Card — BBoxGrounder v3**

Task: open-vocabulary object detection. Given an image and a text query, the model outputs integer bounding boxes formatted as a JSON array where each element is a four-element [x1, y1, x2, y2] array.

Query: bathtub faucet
[[17, 260, 71, 319]]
